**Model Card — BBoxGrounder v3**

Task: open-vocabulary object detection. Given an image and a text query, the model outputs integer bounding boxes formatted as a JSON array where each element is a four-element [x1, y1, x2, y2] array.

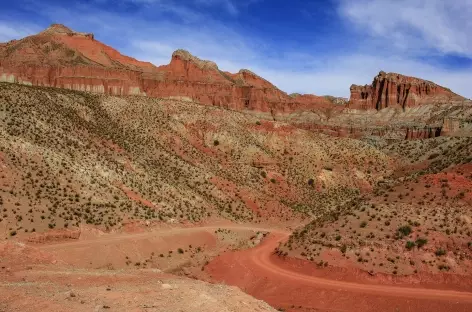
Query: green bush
[[415, 238, 428, 248], [397, 225, 412, 237], [435, 248, 446, 256], [405, 241, 416, 250]]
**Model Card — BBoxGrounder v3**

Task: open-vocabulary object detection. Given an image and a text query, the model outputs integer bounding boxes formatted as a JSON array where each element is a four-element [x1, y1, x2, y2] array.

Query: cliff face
[[2, 24, 469, 141], [348, 71, 464, 110], [0, 24, 333, 115]]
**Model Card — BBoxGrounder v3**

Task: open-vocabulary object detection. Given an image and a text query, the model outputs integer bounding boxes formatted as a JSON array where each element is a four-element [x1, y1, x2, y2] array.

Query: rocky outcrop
[[2, 24, 468, 141], [0, 24, 334, 115], [404, 127, 442, 139], [295, 123, 443, 140], [348, 71, 464, 110]]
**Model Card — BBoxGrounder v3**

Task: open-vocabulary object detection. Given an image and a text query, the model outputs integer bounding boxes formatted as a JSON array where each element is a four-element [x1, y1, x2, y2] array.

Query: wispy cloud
[[121, 0, 257, 16], [338, 0, 472, 57], [254, 54, 472, 98], [0, 22, 40, 42], [1, 0, 471, 99], [196, 0, 238, 15], [130, 22, 261, 72]]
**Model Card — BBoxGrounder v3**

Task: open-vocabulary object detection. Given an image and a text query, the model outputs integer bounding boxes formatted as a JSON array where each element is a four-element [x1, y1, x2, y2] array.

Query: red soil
[[38, 227, 219, 270], [253, 120, 297, 137], [206, 232, 472, 312], [118, 183, 157, 209], [5, 223, 472, 311], [209, 176, 298, 220], [420, 164, 472, 203]]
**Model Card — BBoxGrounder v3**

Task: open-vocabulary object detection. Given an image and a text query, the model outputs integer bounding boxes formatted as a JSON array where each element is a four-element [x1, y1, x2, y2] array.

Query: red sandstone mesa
[[0, 24, 334, 115], [348, 71, 464, 110], [1, 23, 468, 123]]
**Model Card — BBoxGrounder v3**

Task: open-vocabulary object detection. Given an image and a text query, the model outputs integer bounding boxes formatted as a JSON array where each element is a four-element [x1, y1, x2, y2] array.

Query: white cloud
[[253, 54, 472, 99], [2, 0, 472, 100], [0, 22, 40, 42], [122, 0, 254, 16], [132, 30, 472, 99], [130, 24, 259, 73], [338, 0, 472, 57], [195, 0, 238, 15]]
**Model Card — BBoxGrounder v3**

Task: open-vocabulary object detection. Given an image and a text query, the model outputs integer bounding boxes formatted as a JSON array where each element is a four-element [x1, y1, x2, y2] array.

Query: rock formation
[[2, 24, 470, 141], [348, 71, 464, 110], [0, 24, 334, 115]]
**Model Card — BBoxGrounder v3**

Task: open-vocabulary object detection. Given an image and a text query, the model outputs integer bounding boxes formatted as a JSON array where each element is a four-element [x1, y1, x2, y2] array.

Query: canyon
[[0, 24, 336, 115], [1, 23, 472, 312], [2, 24, 472, 141]]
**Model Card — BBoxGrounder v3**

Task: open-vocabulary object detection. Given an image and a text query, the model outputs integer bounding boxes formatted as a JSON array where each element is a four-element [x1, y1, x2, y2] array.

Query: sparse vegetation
[[405, 241, 415, 250], [1, 81, 471, 278], [397, 225, 412, 238]]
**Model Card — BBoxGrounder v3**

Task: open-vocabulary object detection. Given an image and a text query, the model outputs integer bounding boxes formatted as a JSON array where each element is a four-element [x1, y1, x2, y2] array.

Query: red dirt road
[[206, 231, 472, 312], [36, 225, 472, 311]]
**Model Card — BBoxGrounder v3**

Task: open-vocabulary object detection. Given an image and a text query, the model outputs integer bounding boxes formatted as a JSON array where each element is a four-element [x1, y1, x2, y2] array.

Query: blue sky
[[1, 0, 471, 98]]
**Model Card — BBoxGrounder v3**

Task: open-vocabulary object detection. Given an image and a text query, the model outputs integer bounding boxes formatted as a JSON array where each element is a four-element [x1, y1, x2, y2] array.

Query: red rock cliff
[[348, 71, 464, 110], [0, 24, 334, 115]]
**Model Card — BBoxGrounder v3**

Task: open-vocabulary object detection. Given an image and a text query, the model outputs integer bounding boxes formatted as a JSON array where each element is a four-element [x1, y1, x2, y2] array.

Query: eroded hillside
[[0, 83, 393, 237], [278, 136, 472, 275]]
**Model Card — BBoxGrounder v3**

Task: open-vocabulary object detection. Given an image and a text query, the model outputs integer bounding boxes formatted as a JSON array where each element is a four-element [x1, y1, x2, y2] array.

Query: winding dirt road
[[251, 232, 472, 302], [39, 225, 472, 311]]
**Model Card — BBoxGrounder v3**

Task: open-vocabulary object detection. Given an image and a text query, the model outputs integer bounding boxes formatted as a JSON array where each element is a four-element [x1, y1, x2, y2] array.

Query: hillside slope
[[0, 83, 393, 237], [278, 136, 472, 276]]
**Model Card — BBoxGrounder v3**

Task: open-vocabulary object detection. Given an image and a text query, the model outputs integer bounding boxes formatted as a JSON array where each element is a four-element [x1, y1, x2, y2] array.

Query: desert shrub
[[397, 225, 412, 237], [178, 248, 184, 254], [213, 140, 219, 146], [405, 241, 416, 250], [435, 248, 446, 256], [415, 238, 428, 248], [360, 221, 367, 228]]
